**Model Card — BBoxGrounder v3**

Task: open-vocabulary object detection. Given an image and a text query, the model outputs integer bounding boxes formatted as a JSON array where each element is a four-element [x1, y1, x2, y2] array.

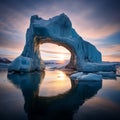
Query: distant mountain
[[0, 57, 11, 64]]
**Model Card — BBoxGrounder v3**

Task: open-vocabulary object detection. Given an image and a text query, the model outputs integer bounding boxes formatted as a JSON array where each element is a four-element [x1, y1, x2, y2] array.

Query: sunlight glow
[[40, 43, 71, 61], [39, 70, 71, 97], [58, 54, 65, 61], [57, 71, 66, 80]]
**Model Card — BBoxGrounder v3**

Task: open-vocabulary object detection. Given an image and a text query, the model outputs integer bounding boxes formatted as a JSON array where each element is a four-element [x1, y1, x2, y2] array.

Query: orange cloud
[[98, 45, 120, 62], [72, 13, 120, 40], [99, 45, 120, 55], [102, 55, 120, 62]]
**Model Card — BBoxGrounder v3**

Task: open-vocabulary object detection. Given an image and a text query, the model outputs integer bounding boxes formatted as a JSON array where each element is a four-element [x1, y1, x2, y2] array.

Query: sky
[[0, 0, 120, 62]]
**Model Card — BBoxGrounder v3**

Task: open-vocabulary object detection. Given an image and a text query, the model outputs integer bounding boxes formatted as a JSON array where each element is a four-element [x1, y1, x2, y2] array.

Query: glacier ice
[[8, 56, 45, 72], [70, 72, 102, 81], [70, 72, 83, 80], [8, 13, 116, 72], [79, 73, 102, 81]]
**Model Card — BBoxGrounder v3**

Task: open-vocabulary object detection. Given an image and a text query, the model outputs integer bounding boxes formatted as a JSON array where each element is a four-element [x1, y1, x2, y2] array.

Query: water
[[0, 68, 120, 120]]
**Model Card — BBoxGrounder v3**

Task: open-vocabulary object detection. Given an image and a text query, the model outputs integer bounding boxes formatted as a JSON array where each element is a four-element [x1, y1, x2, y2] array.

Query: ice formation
[[70, 72, 83, 80], [79, 73, 102, 81], [70, 72, 102, 81], [8, 13, 116, 72]]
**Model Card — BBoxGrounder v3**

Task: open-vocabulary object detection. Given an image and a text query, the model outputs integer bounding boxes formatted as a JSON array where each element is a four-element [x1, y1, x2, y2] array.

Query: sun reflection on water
[[39, 70, 71, 97]]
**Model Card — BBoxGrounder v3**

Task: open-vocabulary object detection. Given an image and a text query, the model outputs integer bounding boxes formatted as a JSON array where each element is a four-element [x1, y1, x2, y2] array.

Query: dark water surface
[[0, 68, 120, 120]]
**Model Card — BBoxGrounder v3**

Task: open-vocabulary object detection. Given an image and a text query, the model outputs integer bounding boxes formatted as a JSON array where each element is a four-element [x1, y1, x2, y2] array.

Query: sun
[[59, 54, 65, 61]]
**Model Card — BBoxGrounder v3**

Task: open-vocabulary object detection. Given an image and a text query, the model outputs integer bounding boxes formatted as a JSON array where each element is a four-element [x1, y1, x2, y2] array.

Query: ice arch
[[38, 37, 76, 69], [8, 13, 116, 72]]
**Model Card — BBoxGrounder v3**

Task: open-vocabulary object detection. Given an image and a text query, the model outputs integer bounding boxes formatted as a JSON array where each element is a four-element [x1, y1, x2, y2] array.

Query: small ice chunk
[[79, 73, 102, 81], [8, 56, 33, 72], [70, 72, 83, 80]]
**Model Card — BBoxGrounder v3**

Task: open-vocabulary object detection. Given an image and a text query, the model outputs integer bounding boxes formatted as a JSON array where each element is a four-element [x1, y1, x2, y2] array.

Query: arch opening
[[34, 36, 77, 70], [40, 43, 71, 69]]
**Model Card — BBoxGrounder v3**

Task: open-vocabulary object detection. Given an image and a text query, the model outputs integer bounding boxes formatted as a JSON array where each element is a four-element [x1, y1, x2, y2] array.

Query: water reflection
[[7, 70, 102, 120], [8, 71, 45, 114], [39, 70, 72, 97]]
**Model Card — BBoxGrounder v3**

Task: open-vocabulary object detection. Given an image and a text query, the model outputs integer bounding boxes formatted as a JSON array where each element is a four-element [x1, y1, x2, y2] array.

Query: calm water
[[0, 68, 120, 120]]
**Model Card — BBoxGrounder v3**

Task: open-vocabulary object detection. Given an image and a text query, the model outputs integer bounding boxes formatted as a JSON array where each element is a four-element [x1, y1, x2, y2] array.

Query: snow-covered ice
[[79, 73, 102, 81], [70, 72, 102, 81], [70, 72, 83, 80], [8, 56, 45, 72]]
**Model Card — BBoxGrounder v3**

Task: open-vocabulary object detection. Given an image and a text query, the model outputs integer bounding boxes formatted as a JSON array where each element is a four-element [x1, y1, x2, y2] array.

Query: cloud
[[67, 0, 120, 40], [100, 44, 120, 54], [0, 0, 120, 62], [103, 54, 120, 62], [77, 23, 120, 40], [40, 43, 71, 60], [1, 0, 120, 40], [99, 31, 120, 45], [41, 49, 70, 55], [0, 33, 24, 49], [40, 43, 70, 53], [0, 31, 24, 60], [40, 50, 71, 60], [98, 44, 120, 61], [0, 47, 22, 60]]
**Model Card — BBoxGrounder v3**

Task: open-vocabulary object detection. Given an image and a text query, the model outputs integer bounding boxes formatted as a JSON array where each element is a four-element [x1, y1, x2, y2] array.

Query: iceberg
[[70, 72, 83, 80], [70, 72, 102, 81], [8, 13, 116, 72], [8, 56, 45, 72], [82, 62, 116, 72], [79, 73, 102, 81]]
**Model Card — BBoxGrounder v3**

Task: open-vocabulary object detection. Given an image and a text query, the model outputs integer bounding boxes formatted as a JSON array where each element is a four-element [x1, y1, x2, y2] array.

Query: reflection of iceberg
[[8, 71, 45, 113], [38, 70, 72, 97], [7, 71, 102, 120]]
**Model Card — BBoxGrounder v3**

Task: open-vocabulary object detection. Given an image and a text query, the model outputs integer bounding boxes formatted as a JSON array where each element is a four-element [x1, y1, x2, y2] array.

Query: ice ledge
[[81, 62, 116, 72]]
